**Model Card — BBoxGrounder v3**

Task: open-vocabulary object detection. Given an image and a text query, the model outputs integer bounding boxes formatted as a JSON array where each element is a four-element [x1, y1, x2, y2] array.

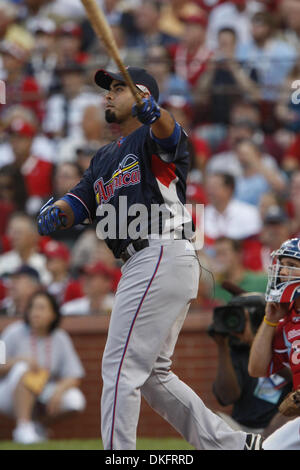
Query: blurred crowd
[[1, 0, 300, 317]]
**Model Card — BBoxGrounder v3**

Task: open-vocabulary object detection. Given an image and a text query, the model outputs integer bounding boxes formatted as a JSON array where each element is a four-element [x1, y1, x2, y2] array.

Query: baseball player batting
[[37, 66, 263, 450]]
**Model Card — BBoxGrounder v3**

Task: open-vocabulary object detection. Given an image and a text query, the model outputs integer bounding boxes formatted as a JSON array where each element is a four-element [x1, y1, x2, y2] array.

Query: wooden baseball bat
[[80, 0, 144, 107]]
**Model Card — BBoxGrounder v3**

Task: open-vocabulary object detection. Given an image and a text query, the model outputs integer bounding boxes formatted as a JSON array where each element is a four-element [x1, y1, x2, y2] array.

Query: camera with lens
[[208, 293, 266, 337]]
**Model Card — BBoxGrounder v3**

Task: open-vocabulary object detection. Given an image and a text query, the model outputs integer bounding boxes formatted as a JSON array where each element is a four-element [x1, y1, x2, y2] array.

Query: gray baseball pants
[[263, 417, 300, 450], [101, 239, 247, 450]]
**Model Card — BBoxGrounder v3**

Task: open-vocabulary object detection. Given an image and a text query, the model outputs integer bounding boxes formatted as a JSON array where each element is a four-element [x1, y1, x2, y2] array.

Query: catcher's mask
[[266, 238, 300, 303]]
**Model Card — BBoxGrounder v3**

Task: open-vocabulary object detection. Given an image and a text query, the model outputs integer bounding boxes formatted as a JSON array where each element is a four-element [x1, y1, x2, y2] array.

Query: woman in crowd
[[0, 290, 86, 444]]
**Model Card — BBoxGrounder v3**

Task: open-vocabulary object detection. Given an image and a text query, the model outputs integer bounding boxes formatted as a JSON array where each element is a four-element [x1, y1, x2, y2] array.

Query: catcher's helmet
[[266, 238, 300, 303]]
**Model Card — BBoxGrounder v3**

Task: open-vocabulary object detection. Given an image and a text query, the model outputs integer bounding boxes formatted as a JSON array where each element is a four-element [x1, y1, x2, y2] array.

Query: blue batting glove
[[37, 197, 67, 236], [132, 96, 161, 125]]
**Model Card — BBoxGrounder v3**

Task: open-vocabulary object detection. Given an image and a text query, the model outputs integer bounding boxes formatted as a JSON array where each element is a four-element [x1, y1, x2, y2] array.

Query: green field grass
[[0, 438, 194, 451]]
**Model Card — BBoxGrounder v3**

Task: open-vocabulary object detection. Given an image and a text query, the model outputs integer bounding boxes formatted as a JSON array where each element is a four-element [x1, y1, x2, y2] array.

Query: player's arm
[[37, 166, 96, 236], [211, 335, 241, 405], [37, 194, 93, 236], [150, 107, 176, 139], [132, 94, 180, 149], [52, 199, 74, 228], [248, 321, 276, 377], [37, 197, 84, 236], [248, 302, 286, 377]]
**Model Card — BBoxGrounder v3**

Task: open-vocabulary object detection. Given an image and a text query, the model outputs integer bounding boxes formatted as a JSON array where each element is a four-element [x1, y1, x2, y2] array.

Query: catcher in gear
[[249, 238, 300, 449]]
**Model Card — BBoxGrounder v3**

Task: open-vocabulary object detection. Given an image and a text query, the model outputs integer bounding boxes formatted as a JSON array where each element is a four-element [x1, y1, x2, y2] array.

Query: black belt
[[120, 239, 150, 263], [120, 236, 190, 263]]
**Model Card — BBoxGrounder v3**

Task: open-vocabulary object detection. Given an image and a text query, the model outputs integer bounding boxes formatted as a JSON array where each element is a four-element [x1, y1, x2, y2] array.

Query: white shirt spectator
[[1, 320, 85, 379], [43, 92, 103, 138], [237, 38, 297, 101], [206, 150, 281, 178], [206, 1, 263, 49], [0, 251, 51, 285], [61, 295, 114, 316], [0, 321, 85, 418], [40, 0, 141, 20], [0, 135, 55, 168], [56, 136, 86, 163], [39, 0, 89, 19], [0, 142, 14, 167], [204, 198, 262, 240]]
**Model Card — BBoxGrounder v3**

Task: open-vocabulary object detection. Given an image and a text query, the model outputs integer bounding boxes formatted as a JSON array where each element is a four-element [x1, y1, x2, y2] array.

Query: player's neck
[[119, 117, 143, 137]]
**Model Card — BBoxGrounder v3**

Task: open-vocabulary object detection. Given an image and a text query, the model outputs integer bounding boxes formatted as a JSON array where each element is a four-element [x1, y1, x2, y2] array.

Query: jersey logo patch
[[94, 154, 141, 205]]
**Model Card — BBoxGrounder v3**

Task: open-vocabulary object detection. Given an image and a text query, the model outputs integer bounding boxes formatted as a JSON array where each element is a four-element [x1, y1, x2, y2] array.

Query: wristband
[[61, 194, 89, 225], [263, 316, 279, 327]]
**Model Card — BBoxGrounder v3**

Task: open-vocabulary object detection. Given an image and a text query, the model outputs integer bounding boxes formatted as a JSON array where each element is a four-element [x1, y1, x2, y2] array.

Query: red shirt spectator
[[63, 280, 84, 303], [0, 201, 14, 236], [5, 116, 54, 201], [196, 0, 226, 13], [4, 76, 44, 122], [191, 133, 211, 168], [242, 206, 291, 272], [55, 21, 90, 69], [22, 157, 53, 198], [263, 0, 282, 12], [169, 14, 213, 87], [282, 134, 300, 171], [0, 25, 44, 120], [43, 240, 84, 305]]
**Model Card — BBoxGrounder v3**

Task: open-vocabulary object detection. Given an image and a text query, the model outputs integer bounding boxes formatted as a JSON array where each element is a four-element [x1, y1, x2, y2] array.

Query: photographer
[[209, 290, 291, 436]]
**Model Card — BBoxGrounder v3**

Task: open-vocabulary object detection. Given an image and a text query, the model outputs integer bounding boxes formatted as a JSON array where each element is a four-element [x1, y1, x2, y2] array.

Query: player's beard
[[105, 109, 115, 123], [105, 109, 120, 123]]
